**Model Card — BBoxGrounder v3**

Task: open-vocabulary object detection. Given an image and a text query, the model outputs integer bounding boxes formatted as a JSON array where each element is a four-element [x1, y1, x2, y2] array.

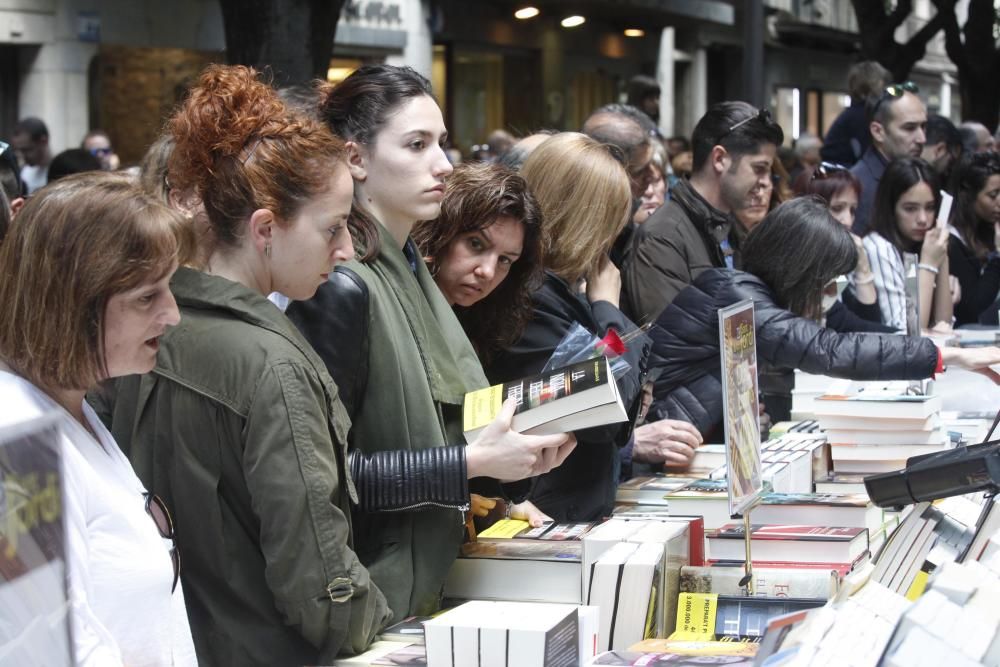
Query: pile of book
[[812, 381, 949, 476]]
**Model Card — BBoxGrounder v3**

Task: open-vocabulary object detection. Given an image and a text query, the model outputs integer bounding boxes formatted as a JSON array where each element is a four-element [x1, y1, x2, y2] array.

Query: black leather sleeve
[[286, 267, 369, 418], [349, 446, 470, 512]]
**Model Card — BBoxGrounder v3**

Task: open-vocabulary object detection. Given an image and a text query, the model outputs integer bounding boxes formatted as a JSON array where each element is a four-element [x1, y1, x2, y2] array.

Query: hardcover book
[[707, 524, 869, 564]]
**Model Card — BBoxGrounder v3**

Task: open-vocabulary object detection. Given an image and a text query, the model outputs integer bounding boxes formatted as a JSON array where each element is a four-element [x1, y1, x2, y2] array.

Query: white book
[[610, 542, 663, 650], [581, 519, 648, 601], [830, 442, 948, 462], [824, 429, 947, 446], [587, 541, 638, 652]]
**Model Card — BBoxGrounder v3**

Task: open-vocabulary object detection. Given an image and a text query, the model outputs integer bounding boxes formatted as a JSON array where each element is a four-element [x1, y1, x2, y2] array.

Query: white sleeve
[[61, 439, 124, 667], [865, 235, 907, 332]]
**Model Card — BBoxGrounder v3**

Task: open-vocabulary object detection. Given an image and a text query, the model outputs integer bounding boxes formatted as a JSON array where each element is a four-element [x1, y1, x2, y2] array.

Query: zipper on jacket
[[382, 500, 471, 513]]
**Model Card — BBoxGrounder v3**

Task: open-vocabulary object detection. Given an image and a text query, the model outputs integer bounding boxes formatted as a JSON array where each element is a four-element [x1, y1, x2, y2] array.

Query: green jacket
[[93, 267, 390, 667], [288, 224, 488, 622]]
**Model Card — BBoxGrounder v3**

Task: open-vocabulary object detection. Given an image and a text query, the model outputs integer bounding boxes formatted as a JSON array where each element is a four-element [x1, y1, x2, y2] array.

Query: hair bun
[[168, 64, 287, 192]]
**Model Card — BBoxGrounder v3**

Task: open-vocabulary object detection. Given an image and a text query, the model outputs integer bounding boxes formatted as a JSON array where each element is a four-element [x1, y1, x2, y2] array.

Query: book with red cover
[[707, 524, 869, 564]]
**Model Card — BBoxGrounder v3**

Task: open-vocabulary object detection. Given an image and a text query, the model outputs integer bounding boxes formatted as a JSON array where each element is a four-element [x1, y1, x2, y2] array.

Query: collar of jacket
[[362, 222, 488, 405], [861, 145, 889, 177], [670, 178, 735, 245], [168, 267, 355, 498]]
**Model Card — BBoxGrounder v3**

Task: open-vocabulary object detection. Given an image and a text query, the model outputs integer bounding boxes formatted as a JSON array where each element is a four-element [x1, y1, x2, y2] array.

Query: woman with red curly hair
[[92, 65, 390, 665]]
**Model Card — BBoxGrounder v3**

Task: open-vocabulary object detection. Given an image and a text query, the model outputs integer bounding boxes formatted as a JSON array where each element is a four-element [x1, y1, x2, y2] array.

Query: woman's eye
[[499, 256, 513, 266], [410, 140, 425, 150], [468, 237, 484, 250], [139, 293, 155, 305]]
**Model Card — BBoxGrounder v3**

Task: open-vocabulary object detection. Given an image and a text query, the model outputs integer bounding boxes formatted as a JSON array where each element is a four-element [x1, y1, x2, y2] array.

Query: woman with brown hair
[[0, 172, 195, 666], [411, 161, 543, 363], [485, 132, 661, 521]]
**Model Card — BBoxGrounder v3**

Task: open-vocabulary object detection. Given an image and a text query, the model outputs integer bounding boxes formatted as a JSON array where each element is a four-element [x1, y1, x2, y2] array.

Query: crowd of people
[[1, 60, 999, 666]]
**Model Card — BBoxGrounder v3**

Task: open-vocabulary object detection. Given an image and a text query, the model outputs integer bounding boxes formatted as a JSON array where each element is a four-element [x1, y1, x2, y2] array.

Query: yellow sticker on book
[[463, 384, 504, 431], [905, 569, 929, 601], [674, 592, 717, 637], [477, 519, 530, 539]]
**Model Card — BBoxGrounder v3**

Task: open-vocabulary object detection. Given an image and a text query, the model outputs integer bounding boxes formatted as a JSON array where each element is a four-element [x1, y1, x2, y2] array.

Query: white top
[[0, 370, 196, 666], [863, 232, 916, 333], [19, 165, 47, 195]]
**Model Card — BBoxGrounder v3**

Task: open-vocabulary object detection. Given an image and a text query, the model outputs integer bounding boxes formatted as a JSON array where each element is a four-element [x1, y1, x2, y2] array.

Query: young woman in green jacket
[[286, 65, 576, 622]]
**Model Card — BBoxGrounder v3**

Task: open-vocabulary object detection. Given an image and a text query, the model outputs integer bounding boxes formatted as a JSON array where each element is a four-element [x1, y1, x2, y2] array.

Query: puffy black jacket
[[486, 271, 650, 522], [647, 269, 939, 437]]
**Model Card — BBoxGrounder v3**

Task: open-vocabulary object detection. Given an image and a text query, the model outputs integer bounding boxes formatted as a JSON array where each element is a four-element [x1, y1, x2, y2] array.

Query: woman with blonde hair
[[0, 172, 195, 665], [485, 132, 655, 521]]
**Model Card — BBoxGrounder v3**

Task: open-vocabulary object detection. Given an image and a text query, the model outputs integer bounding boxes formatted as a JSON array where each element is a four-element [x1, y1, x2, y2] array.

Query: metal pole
[[742, 0, 764, 107]]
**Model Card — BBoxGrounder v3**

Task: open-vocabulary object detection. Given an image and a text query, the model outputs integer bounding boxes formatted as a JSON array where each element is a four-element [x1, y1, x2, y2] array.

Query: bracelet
[[853, 273, 875, 285], [917, 263, 940, 275]]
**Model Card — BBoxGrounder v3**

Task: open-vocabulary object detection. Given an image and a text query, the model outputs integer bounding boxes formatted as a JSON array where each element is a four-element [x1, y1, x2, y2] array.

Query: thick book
[[444, 541, 583, 604], [423, 600, 584, 667], [462, 357, 626, 443], [813, 391, 942, 420], [753, 492, 883, 534], [615, 475, 698, 505], [706, 524, 869, 565], [673, 592, 824, 641], [679, 564, 839, 599], [592, 650, 754, 665]]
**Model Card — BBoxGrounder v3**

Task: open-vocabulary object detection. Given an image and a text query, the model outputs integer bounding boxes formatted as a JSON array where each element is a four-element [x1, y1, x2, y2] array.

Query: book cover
[[538, 522, 595, 541], [462, 357, 625, 442], [710, 525, 866, 542], [717, 300, 764, 517], [477, 519, 531, 539], [679, 565, 838, 599], [592, 650, 755, 665]]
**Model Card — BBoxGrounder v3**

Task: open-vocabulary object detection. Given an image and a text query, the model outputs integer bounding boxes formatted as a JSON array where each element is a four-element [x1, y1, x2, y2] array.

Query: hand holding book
[[466, 397, 578, 482]]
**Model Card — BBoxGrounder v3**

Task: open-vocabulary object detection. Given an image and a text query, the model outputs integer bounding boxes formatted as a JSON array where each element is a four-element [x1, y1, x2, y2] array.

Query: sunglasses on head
[[145, 492, 180, 594], [812, 161, 849, 180], [720, 108, 774, 140], [871, 81, 919, 117], [88, 147, 113, 157]]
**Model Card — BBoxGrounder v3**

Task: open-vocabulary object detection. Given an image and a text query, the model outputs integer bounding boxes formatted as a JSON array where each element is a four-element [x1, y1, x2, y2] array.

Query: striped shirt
[[863, 232, 916, 333]]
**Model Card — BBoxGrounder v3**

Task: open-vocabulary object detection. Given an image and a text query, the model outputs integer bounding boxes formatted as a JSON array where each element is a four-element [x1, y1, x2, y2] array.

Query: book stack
[[790, 371, 845, 419], [423, 600, 600, 667], [812, 383, 948, 475], [706, 524, 870, 570], [442, 520, 594, 604]]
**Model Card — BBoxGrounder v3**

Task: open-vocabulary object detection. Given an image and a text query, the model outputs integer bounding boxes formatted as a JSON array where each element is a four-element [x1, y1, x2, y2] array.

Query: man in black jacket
[[623, 101, 783, 326]]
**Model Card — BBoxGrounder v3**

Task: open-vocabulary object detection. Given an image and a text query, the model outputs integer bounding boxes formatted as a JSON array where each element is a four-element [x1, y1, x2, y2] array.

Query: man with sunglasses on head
[[850, 81, 927, 236], [623, 101, 783, 326]]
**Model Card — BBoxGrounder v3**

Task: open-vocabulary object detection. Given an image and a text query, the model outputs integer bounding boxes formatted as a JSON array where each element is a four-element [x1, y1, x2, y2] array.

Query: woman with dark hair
[[803, 162, 892, 330], [286, 64, 575, 623], [863, 158, 952, 332], [412, 162, 543, 364], [947, 151, 1000, 325], [0, 172, 196, 666], [646, 196, 1000, 438]]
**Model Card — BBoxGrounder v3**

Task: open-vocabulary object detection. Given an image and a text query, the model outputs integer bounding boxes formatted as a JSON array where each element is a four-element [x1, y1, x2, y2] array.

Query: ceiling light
[[561, 15, 586, 28], [514, 6, 539, 19], [624, 28, 645, 37]]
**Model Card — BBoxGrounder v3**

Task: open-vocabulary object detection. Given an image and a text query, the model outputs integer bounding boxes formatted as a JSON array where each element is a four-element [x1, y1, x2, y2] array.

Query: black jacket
[[948, 236, 1000, 326], [622, 178, 742, 325], [647, 269, 939, 437], [486, 271, 650, 521]]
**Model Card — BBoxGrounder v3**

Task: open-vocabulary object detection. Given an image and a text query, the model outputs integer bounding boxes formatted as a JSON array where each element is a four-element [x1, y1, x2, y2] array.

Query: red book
[[707, 524, 869, 565]]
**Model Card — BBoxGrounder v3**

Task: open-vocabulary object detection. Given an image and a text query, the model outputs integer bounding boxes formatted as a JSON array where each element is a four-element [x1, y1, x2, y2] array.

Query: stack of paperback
[[812, 382, 948, 475]]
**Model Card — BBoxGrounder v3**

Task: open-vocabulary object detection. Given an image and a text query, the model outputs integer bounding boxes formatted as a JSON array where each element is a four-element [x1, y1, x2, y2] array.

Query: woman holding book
[[647, 196, 1000, 439], [946, 151, 1000, 326], [0, 172, 196, 666], [286, 64, 575, 623], [863, 158, 953, 332], [485, 132, 661, 522]]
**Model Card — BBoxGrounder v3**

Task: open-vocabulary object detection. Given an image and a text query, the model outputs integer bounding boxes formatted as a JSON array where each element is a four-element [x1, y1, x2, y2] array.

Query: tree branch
[[887, 0, 914, 31]]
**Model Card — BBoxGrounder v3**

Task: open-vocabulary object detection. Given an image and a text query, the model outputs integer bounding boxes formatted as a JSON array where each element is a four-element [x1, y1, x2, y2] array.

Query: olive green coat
[[337, 227, 489, 621], [93, 267, 390, 667]]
